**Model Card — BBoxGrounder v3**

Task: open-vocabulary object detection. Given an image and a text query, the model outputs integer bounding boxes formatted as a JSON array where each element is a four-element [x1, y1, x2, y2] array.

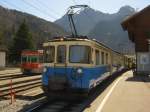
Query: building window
[[148, 39, 150, 44], [145, 31, 150, 39]]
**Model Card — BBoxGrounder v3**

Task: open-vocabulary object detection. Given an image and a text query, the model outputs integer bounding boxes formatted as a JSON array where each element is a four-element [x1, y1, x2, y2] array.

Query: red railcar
[[21, 50, 43, 74]]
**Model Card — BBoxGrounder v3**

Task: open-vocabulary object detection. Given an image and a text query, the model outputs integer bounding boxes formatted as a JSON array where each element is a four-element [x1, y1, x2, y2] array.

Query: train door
[[54, 45, 67, 75], [44, 46, 55, 70]]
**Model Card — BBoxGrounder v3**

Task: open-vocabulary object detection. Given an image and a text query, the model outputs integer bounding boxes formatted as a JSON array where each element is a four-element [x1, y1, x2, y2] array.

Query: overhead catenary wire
[[72, 0, 77, 5], [82, 6, 97, 25], [31, 0, 58, 18], [22, 0, 57, 20], [0, 0, 24, 11], [67, 5, 89, 37], [35, 0, 61, 17], [0, 0, 59, 21], [87, 0, 92, 8]]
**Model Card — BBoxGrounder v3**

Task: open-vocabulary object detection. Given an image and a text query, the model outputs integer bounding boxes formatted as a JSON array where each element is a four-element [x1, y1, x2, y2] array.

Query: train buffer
[[84, 71, 150, 112]]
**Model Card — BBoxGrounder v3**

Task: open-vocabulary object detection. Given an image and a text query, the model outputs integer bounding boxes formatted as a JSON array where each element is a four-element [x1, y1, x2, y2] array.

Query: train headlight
[[71, 67, 83, 80], [37, 64, 41, 68], [77, 68, 83, 74]]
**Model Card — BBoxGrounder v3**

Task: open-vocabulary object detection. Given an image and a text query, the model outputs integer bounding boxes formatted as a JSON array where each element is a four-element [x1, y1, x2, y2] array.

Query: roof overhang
[[121, 5, 150, 42]]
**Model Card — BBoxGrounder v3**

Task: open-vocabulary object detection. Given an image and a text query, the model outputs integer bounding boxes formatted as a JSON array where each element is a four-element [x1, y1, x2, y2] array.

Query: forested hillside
[[0, 6, 67, 50]]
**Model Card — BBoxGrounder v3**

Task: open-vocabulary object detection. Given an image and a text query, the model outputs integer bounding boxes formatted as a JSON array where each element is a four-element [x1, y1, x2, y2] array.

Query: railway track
[[0, 71, 22, 80], [0, 71, 42, 99], [24, 99, 85, 112], [0, 71, 127, 112], [0, 68, 22, 75], [18, 70, 128, 112]]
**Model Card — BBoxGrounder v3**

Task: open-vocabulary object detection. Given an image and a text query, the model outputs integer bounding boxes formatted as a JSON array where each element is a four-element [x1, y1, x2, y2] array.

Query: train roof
[[21, 50, 43, 55], [45, 35, 123, 55], [47, 35, 89, 42]]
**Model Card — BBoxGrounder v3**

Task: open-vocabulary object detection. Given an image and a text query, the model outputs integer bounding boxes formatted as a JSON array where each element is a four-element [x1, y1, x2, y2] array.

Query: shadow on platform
[[126, 75, 150, 82]]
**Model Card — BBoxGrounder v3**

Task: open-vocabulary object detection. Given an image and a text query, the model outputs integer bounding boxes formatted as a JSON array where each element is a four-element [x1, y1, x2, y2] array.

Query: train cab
[[42, 36, 112, 95], [21, 50, 43, 74]]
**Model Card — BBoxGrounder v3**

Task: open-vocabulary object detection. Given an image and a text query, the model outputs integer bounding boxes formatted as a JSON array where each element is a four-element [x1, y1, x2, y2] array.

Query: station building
[[121, 6, 150, 75]]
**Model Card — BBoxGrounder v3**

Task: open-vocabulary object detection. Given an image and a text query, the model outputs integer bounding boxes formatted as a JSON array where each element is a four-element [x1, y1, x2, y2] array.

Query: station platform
[[84, 71, 150, 112]]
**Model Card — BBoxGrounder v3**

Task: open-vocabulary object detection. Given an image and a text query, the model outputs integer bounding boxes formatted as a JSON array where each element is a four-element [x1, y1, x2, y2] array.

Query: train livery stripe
[[42, 65, 110, 89]]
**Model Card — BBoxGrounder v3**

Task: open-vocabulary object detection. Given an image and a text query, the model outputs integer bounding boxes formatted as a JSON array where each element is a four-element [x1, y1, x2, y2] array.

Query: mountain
[[55, 7, 112, 35], [0, 6, 67, 49], [55, 5, 136, 53], [89, 6, 135, 52], [55, 6, 135, 35]]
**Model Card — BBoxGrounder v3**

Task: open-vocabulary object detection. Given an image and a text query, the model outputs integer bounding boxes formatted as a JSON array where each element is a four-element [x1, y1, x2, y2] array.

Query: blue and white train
[[42, 36, 131, 96]]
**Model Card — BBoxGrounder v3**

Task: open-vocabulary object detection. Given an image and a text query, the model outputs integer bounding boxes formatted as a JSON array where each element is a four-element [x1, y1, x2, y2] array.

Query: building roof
[[121, 5, 150, 30], [121, 5, 150, 43]]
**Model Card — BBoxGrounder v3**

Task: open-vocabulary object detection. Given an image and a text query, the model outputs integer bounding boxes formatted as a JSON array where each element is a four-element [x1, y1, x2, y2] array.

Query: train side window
[[101, 52, 104, 64], [57, 45, 66, 63], [99, 51, 101, 64], [106, 53, 108, 64], [44, 46, 55, 63], [95, 50, 100, 65]]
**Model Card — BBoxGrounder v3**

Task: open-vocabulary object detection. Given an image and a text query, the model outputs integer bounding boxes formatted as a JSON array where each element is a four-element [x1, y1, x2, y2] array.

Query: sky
[[0, 0, 149, 22]]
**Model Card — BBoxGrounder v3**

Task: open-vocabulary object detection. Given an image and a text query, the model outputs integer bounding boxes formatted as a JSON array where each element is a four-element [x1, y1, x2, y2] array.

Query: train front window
[[22, 56, 27, 63], [44, 46, 55, 63], [30, 56, 38, 63], [69, 45, 91, 64], [57, 45, 66, 63]]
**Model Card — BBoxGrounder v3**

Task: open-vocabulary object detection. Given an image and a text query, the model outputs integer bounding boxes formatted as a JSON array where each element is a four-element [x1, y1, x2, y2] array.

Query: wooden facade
[[121, 5, 150, 74]]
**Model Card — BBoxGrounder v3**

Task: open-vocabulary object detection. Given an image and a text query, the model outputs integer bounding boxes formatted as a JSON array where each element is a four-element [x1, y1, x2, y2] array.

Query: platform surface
[[84, 71, 150, 112]]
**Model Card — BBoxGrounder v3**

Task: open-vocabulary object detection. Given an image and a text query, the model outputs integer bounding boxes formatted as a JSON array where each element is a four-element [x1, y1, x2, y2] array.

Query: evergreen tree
[[10, 20, 34, 63], [0, 33, 3, 45], [0, 31, 6, 48]]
